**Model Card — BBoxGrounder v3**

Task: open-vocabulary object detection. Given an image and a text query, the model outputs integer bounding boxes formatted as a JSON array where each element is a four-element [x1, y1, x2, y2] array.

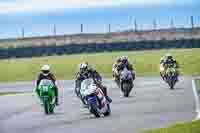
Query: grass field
[[0, 92, 25, 96], [139, 120, 200, 133], [196, 80, 200, 93], [0, 48, 200, 82]]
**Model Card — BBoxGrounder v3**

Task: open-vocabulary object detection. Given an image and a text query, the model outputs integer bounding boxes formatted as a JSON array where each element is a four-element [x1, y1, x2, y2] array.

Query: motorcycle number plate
[[43, 86, 48, 92]]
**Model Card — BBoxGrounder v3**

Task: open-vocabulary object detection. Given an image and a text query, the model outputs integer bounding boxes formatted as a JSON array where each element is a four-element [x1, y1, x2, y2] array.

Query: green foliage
[[0, 92, 24, 96]]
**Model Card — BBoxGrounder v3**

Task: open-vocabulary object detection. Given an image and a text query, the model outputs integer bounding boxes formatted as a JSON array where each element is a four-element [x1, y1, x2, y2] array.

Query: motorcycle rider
[[36, 65, 59, 105], [112, 57, 122, 83], [160, 55, 167, 80], [116, 56, 135, 80], [75, 62, 112, 102], [162, 54, 179, 81]]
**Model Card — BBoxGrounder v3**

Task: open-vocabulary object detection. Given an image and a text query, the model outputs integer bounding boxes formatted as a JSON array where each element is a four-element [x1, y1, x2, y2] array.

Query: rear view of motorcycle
[[35, 79, 56, 115]]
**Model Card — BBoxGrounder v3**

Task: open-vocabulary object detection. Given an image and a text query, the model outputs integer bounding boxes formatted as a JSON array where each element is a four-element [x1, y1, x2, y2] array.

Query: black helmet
[[166, 53, 172, 59], [121, 56, 128, 64]]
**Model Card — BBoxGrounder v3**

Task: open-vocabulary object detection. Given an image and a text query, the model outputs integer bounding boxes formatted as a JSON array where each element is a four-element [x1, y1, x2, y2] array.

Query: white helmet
[[41, 65, 50, 76], [80, 63, 88, 70]]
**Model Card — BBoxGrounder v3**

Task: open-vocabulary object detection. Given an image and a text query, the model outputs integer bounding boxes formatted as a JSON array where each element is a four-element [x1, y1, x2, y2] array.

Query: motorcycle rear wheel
[[49, 104, 54, 114], [122, 83, 131, 97], [44, 100, 49, 115]]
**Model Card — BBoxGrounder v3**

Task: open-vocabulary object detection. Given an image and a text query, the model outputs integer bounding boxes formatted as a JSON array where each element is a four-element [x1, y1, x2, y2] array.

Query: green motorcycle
[[36, 79, 56, 115], [165, 65, 178, 90]]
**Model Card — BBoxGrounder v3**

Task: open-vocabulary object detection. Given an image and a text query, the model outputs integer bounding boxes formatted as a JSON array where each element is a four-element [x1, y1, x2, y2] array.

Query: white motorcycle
[[80, 79, 111, 118]]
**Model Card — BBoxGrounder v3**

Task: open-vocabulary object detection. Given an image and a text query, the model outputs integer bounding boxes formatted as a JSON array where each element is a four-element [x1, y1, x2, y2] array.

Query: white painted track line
[[192, 79, 200, 120]]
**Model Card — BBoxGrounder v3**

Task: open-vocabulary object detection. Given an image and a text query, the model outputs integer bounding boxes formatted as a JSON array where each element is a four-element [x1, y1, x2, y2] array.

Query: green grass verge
[[0, 48, 200, 82], [139, 120, 200, 133], [0, 91, 25, 96], [196, 80, 200, 94]]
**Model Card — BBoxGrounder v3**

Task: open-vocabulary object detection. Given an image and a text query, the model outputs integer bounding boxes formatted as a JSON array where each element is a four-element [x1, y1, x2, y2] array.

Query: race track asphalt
[[0, 77, 197, 133]]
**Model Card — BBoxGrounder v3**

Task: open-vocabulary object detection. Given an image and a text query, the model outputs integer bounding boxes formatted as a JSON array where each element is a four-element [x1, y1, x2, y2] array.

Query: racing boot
[[100, 85, 112, 103], [106, 96, 112, 103]]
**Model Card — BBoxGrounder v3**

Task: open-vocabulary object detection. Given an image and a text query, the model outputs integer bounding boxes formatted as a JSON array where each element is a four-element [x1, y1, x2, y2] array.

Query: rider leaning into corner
[[112, 56, 135, 86], [36, 65, 59, 105], [112, 57, 121, 81], [160, 55, 167, 80], [160, 53, 179, 81], [75, 62, 112, 103]]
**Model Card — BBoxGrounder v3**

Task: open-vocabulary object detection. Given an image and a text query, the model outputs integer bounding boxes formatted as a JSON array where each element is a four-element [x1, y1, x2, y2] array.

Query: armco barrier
[[0, 39, 200, 59]]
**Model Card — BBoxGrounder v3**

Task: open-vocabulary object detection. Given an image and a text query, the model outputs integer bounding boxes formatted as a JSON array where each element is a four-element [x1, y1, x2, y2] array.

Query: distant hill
[[0, 27, 200, 48]]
